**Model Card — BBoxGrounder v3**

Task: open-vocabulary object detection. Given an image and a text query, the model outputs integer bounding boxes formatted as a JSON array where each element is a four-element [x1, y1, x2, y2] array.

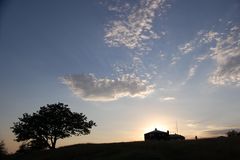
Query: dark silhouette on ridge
[[227, 130, 240, 137], [0, 140, 7, 159], [144, 128, 185, 141], [11, 102, 96, 150]]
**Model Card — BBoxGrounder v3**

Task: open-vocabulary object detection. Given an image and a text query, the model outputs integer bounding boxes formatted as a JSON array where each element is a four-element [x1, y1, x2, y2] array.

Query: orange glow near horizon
[[137, 115, 174, 135], [143, 123, 169, 133]]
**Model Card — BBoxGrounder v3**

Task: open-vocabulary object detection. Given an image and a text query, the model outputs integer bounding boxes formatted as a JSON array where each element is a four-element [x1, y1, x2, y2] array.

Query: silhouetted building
[[168, 133, 185, 140], [144, 128, 185, 141]]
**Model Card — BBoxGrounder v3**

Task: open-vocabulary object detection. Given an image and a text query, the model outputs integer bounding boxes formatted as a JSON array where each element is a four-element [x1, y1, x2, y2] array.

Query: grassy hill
[[7, 137, 240, 160]]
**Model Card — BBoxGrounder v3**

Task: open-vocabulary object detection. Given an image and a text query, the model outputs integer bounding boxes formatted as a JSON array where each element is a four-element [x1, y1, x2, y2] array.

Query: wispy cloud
[[208, 25, 240, 86], [179, 25, 240, 87], [187, 123, 197, 128], [107, 2, 131, 13], [199, 31, 219, 44], [178, 42, 194, 55], [204, 128, 240, 136], [178, 30, 220, 56], [196, 54, 209, 63], [159, 96, 175, 101], [170, 55, 181, 65], [187, 64, 198, 80], [180, 64, 198, 86], [104, 0, 168, 51], [61, 73, 155, 101]]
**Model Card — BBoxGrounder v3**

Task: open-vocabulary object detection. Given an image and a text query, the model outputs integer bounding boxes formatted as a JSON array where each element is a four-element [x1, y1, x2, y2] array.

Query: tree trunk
[[52, 137, 57, 149], [49, 137, 57, 149]]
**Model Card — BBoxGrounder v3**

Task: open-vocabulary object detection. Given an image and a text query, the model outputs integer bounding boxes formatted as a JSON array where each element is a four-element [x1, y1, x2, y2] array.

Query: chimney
[[167, 130, 169, 135], [155, 128, 157, 131]]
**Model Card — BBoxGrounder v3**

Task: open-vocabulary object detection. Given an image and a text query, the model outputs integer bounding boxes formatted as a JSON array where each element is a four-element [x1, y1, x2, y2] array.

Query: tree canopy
[[11, 103, 96, 149], [226, 130, 240, 137]]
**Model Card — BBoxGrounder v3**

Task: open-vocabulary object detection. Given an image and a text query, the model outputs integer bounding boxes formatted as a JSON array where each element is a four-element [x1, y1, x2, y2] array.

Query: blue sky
[[0, 0, 240, 152]]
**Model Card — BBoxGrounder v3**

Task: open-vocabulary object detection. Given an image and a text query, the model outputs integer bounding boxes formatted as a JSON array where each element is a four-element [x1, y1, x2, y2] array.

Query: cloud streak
[[159, 96, 175, 101], [61, 73, 155, 101], [187, 65, 198, 80], [205, 128, 240, 136], [178, 42, 194, 55]]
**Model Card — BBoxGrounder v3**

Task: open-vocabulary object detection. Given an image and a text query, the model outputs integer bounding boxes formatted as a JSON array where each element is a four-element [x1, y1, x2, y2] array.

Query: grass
[[6, 137, 240, 160]]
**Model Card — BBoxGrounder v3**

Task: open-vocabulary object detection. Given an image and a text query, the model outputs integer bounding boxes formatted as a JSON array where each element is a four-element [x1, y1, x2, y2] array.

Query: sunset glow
[[0, 0, 239, 153]]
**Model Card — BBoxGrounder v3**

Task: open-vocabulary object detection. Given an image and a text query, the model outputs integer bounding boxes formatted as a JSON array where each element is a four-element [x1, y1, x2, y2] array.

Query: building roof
[[169, 134, 184, 138], [144, 128, 168, 135]]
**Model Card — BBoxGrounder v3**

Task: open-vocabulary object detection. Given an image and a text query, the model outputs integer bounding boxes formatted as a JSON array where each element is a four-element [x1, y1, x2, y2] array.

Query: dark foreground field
[[8, 137, 240, 160]]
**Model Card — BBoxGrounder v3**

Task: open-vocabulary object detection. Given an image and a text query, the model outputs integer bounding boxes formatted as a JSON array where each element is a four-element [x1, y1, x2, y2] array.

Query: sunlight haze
[[0, 0, 239, 153]]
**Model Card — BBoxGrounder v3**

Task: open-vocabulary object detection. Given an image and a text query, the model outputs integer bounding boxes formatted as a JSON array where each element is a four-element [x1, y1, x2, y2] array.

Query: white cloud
[[179, 30, 219, 55], [61, 73, 155, 101], [104, 0, 167, 51], [159, 52, 165, 60], [159, 96, 175, 101], [133, 56, 144, 68], [187, 123, 197, 128], [179, 25, 240, 87], [178, 42, 194, 55], [187, 65, 198, 80], [170, 56, 181, 65], [209, 26, 240, 86], [107, 2, 131, 13], [181, 65, 198, 86], [196, 54, 209, 62], [200, 31, 219, 44]]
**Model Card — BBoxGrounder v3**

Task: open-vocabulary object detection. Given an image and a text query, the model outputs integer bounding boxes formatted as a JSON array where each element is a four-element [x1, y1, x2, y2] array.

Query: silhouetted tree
[[0, 140, 7, 159], [16, 138, 49, 154], [16, 142, 31, 154], [11, 103, 96, 149], [227, 130, 239, 137]]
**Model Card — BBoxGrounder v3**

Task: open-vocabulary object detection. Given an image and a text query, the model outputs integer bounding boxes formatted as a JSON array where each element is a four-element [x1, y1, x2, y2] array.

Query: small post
[[176, 121, 178, 134]]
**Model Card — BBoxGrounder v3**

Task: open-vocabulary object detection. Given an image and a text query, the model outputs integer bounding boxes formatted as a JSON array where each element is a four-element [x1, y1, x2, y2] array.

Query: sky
[[0, 0, 240, 153]]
